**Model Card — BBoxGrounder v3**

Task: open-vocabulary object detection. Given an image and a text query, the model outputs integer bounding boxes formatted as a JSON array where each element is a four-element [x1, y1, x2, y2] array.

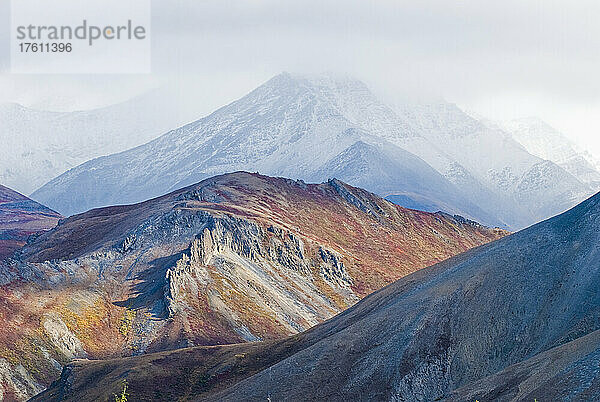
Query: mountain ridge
[[503, 117, 600, 189], [0, 89, 202, 195], [32, 74, 504, 228]]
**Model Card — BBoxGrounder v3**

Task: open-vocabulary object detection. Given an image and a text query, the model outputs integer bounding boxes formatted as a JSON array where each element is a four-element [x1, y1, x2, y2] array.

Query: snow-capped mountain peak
[[29, 73, 596, 230], [503, 117, 600, 189]]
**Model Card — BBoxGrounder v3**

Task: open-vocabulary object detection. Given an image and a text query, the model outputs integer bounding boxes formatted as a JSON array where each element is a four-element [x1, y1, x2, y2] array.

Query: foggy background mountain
[[1, 0, 600, 157]]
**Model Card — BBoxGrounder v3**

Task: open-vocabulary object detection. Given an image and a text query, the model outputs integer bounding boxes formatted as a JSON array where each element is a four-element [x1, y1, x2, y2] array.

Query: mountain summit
[[32, 73, 593, 229], [31, 73, 495, 225], [503, 117, 600, 189]]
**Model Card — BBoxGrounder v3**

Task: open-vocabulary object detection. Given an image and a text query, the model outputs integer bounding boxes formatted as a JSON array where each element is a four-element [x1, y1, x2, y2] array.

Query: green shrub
[[114, 380, 128, 402]]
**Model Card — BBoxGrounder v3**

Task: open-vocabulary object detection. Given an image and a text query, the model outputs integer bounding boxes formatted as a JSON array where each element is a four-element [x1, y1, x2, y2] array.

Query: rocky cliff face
[[159, 213, 359, 346], [0, 172, 505, 399]]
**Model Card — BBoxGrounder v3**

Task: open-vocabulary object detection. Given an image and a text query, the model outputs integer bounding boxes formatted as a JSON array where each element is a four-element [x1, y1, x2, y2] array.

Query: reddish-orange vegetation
[[1, 172, 507, 399]]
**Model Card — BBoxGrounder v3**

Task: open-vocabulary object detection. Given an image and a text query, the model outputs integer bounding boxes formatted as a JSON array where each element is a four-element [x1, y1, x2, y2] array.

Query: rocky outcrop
[[327, 178, 387, 220], [319, 247, 352, 288], [163, 214, 356, 339], [41, 313, 87, 360], [0, 358, 45, 401]]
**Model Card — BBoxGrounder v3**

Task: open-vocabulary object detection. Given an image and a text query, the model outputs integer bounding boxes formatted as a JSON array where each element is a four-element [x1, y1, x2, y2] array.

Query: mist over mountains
[[27, 73, 597, 230], [502, 117, 600, 189], [1, 72, 599, 401], [0, 89, 199, 195]]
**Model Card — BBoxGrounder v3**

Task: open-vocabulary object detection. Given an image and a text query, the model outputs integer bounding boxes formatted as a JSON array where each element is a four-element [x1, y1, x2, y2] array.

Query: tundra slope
[[446, 329, 600, 401], [0, 184, 60, 259], [0, 172, 505, 400], [211, 188, 600, 401], [36, 188, 600, 401]]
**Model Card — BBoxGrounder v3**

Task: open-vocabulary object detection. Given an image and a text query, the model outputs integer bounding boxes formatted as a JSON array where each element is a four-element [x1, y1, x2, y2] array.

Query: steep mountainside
[[312, 140, 498, 223], [32, 73, 591, 230], [0, 172, 505, 400], [446, 329, 600, 401], [503, 117, 600, 189], [0, 184, 60, 259], [0, 90, 197, 195], [37, 188, 600, 401]]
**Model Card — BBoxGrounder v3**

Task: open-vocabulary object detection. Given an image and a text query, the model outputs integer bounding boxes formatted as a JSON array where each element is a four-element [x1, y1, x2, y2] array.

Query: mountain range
[[30, 73, 596, 230], [0, 90, 200, 195], [36, 187, 600, 401], [0, 172, 504, 400], [502, 117, 600, 189], [3, 72, 599, 400]]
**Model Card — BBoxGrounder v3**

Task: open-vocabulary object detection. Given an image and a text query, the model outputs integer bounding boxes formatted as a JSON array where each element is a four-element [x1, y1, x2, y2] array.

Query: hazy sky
[[1, 0, 600, 153]]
